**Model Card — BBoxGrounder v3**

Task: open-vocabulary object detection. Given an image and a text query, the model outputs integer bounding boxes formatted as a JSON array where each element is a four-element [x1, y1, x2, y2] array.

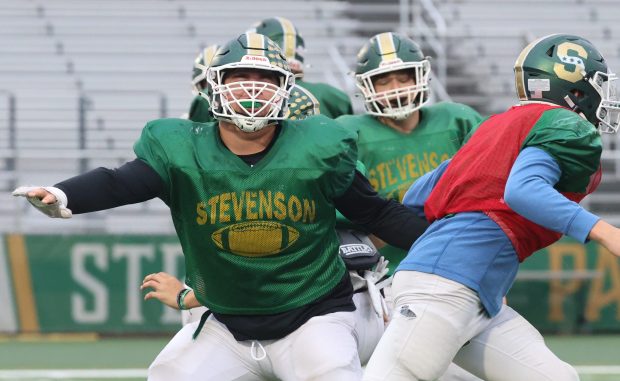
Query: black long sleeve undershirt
[[55, 159, 428, 249]]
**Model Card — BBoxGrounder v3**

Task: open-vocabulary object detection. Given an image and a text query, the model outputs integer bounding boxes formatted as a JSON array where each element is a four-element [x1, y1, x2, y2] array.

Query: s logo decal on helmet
[[355, 32, 431, 120], [205, 33, 295, 133], [250, 17, 306, 76], [514, 33, 620, 133]]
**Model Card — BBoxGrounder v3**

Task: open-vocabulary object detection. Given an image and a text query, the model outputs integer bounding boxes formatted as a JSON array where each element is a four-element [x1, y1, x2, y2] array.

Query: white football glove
[[363, 257, 390, 319], [348, 257, 391, 319], [12, 186, 72, 219]]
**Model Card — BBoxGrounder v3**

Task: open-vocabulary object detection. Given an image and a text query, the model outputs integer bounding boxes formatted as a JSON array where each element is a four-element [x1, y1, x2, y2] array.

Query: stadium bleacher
[[2, 0, 620, 231]]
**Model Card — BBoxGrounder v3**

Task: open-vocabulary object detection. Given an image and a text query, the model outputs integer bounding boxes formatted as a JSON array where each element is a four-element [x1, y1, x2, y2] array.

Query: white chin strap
[[231, 117, 271, 133], [385, 105, 416, 120]]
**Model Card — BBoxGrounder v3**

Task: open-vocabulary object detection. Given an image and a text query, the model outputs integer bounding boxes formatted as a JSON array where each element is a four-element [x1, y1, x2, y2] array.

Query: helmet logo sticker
[[241, 55, 271, 65], [528, 78, 550, 98], [379, 58, 405, 68], [554, 42, 588, 83]]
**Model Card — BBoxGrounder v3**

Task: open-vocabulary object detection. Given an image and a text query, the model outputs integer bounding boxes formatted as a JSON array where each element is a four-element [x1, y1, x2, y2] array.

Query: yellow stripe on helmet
[[246, 32, 265, 56], [203, 45, 219, 67], [377, 32, 397, 62], [277, 17, 297, 59], [514, 34, 558, 100]]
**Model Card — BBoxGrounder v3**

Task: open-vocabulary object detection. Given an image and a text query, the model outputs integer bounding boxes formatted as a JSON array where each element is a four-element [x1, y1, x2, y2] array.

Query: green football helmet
[[515, 33, 620, 133], [206, 32, 295, 132], [192, 44, 220, 95], [355, 32, 431, 120], [250, 17, 305, 75]]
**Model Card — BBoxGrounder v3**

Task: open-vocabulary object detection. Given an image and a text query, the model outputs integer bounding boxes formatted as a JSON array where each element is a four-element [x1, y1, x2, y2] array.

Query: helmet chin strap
[[388, 111, 413, 121], [232, 117, 270, 133], [378, 102, 417, 120], [564, 94, 592, 122]]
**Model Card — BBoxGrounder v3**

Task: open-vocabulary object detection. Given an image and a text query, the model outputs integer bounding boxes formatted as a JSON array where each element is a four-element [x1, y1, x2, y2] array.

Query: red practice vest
[[424, 103, 601, 261]]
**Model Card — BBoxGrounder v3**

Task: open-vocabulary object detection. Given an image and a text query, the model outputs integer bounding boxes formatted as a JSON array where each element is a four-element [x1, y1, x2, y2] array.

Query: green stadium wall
[[0, 234, 619, 334]]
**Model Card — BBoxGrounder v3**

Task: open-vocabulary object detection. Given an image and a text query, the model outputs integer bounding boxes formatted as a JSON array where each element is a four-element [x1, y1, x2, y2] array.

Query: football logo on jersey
[[212, 221, 300, 257]]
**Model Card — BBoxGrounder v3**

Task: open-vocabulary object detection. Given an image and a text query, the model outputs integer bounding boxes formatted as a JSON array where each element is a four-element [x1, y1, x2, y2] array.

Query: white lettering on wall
[[71, 244, 109, 323], [112, 244, 155, 324]]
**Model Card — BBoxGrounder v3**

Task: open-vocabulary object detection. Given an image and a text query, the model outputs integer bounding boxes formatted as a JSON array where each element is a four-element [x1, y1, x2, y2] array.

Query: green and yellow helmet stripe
[[203, 45, 220, 67], [376, 32, 398, 62], [514, 34, 558, 100], [276, 17, 297, 59], [245, 32, 266, 56]]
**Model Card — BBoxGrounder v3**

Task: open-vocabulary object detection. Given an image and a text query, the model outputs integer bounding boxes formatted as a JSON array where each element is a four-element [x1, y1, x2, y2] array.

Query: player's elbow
[[503, 179, 527, 213]]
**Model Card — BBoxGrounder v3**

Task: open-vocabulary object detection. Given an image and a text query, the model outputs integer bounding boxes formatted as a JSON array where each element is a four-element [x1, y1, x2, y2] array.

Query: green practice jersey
[[297, 79, 353, 118], [523, 107, 601, 191], [188, 96, 216, 123], [337, 102, 483, 272], [134, 115, 357, 315]]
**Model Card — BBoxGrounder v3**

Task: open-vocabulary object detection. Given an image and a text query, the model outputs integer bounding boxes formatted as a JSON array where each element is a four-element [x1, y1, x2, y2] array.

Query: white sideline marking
[[1, 367, 620, 379], [575, 366, 620, 374], [0, 365, 620, 380], [0, 369, 146, 379]]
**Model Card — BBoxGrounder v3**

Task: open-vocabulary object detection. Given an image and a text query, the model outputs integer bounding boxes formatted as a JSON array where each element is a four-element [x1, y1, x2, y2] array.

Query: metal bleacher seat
[[0, 0, 358, 233]]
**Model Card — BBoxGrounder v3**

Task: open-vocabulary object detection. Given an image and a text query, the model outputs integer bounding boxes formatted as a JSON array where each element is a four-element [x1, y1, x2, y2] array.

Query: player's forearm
[[335, 171, 429, 250], [504, 147, 599, 242], [364, 199, 429, 249], [587, 219, 620, 257], [55, 159, 164, 213], [182, 290, 201, 309]]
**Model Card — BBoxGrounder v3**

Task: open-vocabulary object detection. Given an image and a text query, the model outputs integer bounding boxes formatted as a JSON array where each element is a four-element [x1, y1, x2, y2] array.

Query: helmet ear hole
[[545, 46, 554, 57], [571, 89, 584, 98]]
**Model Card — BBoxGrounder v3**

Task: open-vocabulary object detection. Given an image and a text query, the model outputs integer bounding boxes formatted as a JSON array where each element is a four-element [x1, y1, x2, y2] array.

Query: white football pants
[[363, 271, 579, 381], [149, 310, 362, 381], [178, 290, 385, 367]]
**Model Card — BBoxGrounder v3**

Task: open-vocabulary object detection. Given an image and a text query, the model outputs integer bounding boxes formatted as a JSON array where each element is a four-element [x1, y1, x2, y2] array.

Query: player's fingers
[[156, 272, 174, 281], [28, 188, 50, 199], [144, 291, 160, 301], [13, 186, 40, 197], [40, 194, 58, 204], [142, 273, 161, 284], [141, 280, 160, 291]]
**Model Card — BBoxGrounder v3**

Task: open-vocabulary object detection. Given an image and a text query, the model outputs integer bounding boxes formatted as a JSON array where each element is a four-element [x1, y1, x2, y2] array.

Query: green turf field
[[0, 334, 618, 380]]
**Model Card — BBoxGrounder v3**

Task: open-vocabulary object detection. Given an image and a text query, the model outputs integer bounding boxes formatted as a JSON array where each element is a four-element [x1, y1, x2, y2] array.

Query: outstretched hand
[[588, 220, 620, 257], [12, 186, 72, 218], [141, 272, 188, 310]]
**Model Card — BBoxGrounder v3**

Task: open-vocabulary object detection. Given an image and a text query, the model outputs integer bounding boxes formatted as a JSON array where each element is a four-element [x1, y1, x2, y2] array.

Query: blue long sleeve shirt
[[398, 147, 600, 316]]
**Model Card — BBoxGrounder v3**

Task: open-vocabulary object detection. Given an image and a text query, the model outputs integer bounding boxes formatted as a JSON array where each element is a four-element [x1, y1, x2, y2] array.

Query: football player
[[13, 33, 429, 381], [189, 42, 319, 123], [250, 16, 353, 118], [364, 33, 620, 381], [181, 40, 322, 326], [337, 31, 484, 381], [188, 44, 220, 123], [337, 32, 483, 278]]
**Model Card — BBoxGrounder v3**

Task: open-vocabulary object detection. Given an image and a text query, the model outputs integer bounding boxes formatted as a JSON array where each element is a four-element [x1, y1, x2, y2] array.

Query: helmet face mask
[[206, 33, 295, 133], [591, 71, 620, 133], [355, 33, 431, 120], [514, 33, 620, 133], [357, 60, 430, 120]]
